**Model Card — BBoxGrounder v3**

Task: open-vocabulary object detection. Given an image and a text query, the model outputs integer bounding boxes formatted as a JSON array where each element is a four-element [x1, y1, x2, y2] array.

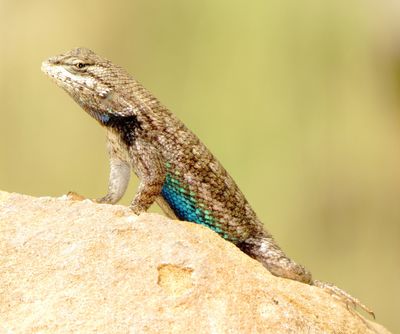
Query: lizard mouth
[[41, 60, 67, 86], [41, 60, 53, 79], [41, 60, 90, 94], [41, 60, 59, 79]]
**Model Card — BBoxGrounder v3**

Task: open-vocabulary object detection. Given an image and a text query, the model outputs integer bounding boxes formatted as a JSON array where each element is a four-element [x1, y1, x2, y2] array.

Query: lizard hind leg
[[237, 235, 313, 284], [156, 196, 178, 220]]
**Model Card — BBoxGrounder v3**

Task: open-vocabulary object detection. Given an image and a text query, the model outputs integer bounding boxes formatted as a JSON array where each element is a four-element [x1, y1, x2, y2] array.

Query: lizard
[[41, 47, 373, 316]]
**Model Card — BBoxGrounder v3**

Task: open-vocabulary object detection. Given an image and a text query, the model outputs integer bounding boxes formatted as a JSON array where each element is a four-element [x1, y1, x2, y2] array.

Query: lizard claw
[[96, 194, 116, 204]]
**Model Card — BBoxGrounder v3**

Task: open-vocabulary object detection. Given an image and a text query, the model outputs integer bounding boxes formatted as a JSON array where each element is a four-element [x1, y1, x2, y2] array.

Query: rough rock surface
[[0, 191, 390, 334]]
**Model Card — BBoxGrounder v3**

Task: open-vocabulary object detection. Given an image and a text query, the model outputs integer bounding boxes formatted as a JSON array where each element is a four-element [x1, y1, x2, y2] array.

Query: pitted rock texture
[[0, 191, 390, 334]]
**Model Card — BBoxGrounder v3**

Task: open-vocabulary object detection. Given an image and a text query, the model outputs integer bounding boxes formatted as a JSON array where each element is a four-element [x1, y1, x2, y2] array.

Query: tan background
[[0, 1, 399, 332]]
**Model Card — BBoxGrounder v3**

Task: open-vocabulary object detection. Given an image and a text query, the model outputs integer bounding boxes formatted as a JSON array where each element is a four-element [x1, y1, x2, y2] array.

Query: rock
[[0, 191, 390, 333]]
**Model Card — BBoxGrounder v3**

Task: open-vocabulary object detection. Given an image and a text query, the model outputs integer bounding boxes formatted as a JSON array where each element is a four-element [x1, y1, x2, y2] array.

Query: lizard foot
[[312, 279, 375, 318]]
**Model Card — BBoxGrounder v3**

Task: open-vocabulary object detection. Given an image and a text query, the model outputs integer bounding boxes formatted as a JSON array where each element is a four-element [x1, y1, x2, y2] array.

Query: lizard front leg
[[129, 138, 166, 215], [97, 157, 131, 204], [67, 156, 130, 204]]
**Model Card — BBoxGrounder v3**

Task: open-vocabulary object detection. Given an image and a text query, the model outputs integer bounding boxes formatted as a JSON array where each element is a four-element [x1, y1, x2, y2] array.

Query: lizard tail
[[312, 279, 375, 318], [237, 235, 313, 284], [238, 236, 375, 318]]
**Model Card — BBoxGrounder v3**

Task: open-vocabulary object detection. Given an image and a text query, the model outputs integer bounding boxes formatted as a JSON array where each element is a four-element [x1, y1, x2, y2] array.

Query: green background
[[0, 1, 399, 331]]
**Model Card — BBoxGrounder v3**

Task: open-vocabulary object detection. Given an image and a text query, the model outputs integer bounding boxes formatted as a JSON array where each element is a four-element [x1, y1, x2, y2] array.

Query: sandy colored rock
[[0, 191, 390, 333]]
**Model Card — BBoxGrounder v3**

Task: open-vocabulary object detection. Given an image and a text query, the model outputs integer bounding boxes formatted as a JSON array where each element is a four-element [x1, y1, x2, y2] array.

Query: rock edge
[[0, 191, 390, 334]]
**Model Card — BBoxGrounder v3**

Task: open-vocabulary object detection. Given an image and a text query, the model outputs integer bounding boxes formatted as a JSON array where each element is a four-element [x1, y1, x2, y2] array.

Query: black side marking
[[100, 114, 141, 146]]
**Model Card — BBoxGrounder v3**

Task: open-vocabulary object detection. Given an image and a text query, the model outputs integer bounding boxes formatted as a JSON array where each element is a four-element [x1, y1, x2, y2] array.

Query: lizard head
[[41, 47, 135, 123]]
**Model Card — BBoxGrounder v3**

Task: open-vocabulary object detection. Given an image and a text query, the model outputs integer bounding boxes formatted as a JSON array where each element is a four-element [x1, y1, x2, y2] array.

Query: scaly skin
[[41, 47, 373, 316]]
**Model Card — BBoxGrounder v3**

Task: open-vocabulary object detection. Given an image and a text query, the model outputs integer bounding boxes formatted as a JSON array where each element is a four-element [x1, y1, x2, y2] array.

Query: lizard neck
[[95, 111, 140, 147]]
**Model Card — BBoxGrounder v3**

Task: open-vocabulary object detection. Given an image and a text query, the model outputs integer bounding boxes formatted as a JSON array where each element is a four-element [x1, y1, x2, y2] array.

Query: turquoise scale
[[161, 172, 227, 238]]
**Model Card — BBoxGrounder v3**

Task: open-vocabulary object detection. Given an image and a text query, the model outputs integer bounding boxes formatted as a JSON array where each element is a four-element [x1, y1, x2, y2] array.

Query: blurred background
[[0, 0, 399, 331]]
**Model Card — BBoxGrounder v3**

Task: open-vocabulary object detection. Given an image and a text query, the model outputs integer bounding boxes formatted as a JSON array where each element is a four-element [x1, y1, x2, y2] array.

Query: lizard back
[[126, 82, 264, 243]]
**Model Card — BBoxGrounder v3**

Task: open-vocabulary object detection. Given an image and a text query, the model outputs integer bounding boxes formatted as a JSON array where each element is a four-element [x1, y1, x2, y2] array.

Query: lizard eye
[[76, 62, 86, 69]]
